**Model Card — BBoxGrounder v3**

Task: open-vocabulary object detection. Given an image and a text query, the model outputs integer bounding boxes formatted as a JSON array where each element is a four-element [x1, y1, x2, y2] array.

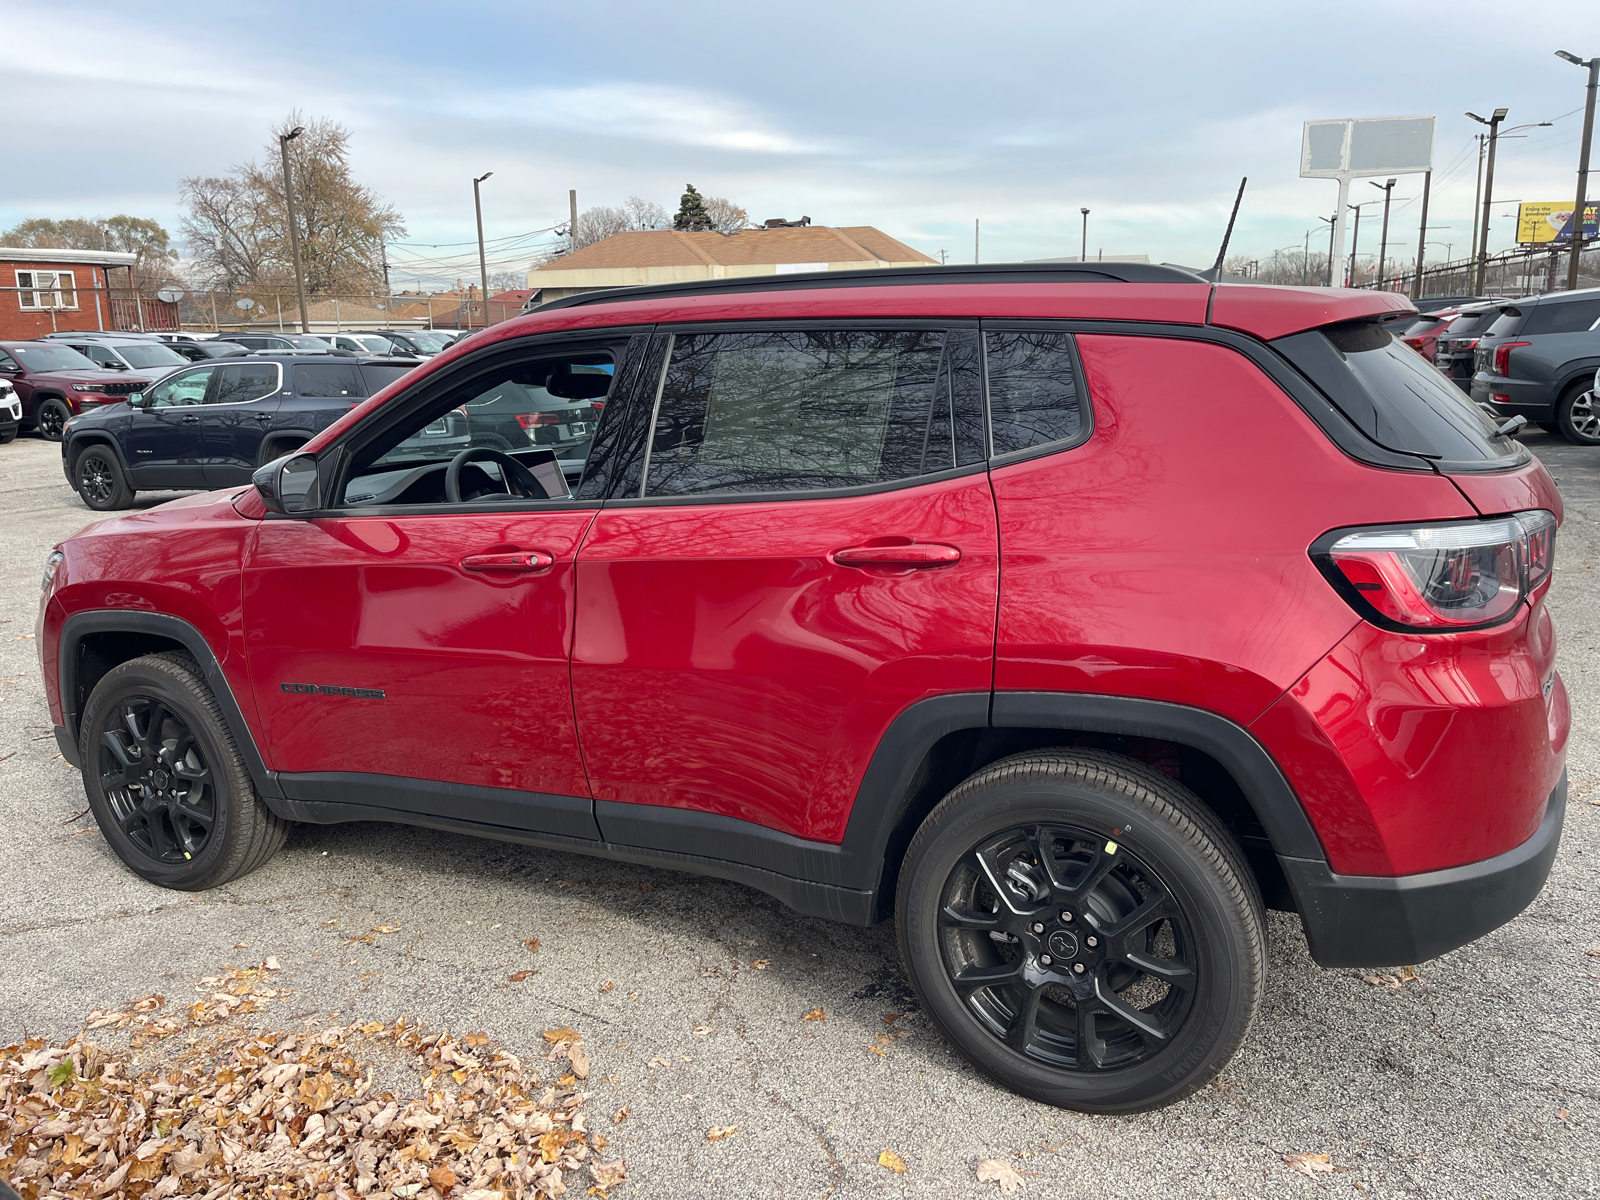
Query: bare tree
[[488, 270, 526, 291], [180, 113, 405, 294], [573, 205, 633, 250], [622, 196, 668, 230], [702, 195, 749, 235]]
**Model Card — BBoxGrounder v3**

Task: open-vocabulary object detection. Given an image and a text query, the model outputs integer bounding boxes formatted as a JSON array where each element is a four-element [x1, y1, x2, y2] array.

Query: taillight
[[515, 412, 564, 428], [1493, 341, 1530, 376], [1314, 511, 1557, 631]]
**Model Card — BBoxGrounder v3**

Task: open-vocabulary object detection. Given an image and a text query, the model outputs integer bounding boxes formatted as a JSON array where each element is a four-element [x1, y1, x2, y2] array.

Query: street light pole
[[1320, 212, 1337, 286], [1348, 203, 1364, 287], [1467, 108, 1509, 294], [1556, 51, 1599, 291], [1412, 169, 1432, 300], [1372, 178, 1397, 289], [278, 126, 309, 334], [1080, 208, 1090, 262], [473, 171, 493, 329]]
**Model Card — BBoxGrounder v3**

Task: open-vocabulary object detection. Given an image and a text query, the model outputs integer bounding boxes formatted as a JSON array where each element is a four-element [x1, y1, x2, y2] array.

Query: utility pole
[[1080, 208, 1090, 261], [1469, 135, 1486, 274], [1467, 108, 1509, 294], [279, 126, 310, 333], [1320, 212, 1337, 286], [1556, 51, 1599, 291], [380, 234, 391, 296], [1303, 228, 1311, 285], [473, 171, 493, 328], [975, 218, 980, 264], [1372, 178, 1397, 289], [1412, 170, 1432, 300], [569, 189, 579, 256], [1347, 204, 1363, 287]]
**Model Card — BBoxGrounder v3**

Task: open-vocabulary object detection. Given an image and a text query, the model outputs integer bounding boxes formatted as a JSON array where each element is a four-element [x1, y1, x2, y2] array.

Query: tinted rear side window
[[984, 331, 1083, 456], [642, 329, 950, 497], [1272, 320, 1526, 468], [1521, 298, 1600, 336], [295, 363, 364, 397], [1446, 309, 1505, 338], [1483, 308, 1524, 338], [360, 364, 416, 393]]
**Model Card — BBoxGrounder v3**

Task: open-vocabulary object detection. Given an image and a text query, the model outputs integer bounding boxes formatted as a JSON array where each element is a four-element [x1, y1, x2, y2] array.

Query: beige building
[[527, 224, 937, 302]]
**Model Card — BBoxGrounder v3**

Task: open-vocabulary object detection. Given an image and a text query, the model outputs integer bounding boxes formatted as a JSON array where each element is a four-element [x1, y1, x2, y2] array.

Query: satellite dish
[[235, 298, 257, 311], [155, 286, 184, 303]]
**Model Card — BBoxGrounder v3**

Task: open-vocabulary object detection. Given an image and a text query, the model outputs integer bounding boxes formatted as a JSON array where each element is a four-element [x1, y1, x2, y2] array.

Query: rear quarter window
[[1521, 298, 1600, 336], [1272, 319, 1527, 470], [1483, 308, 1524, 338]]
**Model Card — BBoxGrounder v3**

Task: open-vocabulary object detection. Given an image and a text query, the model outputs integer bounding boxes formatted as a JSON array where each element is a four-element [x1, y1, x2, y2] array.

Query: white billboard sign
[[1301, 116, 1435, 286]]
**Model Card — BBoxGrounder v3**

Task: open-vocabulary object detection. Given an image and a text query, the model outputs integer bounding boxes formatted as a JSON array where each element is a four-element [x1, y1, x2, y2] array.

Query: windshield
[[353, 335, 394, 353], [8, 344, 98, 371], [285, 334, 333, 349], [407, 331, 455, 352], [118, 344, 188, 369]]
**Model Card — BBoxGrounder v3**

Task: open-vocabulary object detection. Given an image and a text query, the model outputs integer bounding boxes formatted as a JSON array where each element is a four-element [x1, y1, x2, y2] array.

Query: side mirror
[[252, 451, 321, 516], [127, 393, 146, 408]]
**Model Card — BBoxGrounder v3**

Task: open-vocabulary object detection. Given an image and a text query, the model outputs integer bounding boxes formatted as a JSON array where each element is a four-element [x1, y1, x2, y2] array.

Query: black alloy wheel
[[75, 446, 134, 510], [36, 398, 71, 441], [898, 749, 1265, 1113], [98, 695, 218, 864], [80, 652, 289, 890]]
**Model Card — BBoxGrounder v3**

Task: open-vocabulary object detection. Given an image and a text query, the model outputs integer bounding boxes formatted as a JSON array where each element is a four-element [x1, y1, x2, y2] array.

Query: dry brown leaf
[[509, 970, 533, 982], [1559, 1106, 1570, 1120], [801, 1008, 825, 1022], [429, 1164, 459, 1192], [975, 1158, 1025, 1193], [693, 1023, 713, 1035], [600, 980, 616, 993], [592, 1159, 628, 1188], [524, 937, 542, 954], [753, 958, 771, 970], [706, 1124, 738, 1141], [866, 1044, 886, 1056], [544, 1026, 580, 1043], [1284, 1152, 1337, 1176], [878, 1149, 907, 1173], [613, 1105, 631, 1124]]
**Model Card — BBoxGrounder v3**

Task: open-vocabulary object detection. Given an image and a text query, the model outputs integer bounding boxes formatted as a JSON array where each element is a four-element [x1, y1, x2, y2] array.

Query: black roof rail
[[530, 260, 1211, 313]]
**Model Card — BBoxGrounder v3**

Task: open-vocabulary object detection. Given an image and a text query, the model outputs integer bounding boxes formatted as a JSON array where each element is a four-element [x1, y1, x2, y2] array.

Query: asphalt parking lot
[[2, 430, 1597, 1199]]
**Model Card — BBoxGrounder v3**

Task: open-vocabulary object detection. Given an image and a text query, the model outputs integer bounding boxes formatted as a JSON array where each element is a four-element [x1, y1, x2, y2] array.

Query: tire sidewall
[[1558, 384, 1600, 446], [37, 399, 70, 442], [79, 662, 242, 889], [899, 772, 1257, 1112], [76, 447, 126, 510]]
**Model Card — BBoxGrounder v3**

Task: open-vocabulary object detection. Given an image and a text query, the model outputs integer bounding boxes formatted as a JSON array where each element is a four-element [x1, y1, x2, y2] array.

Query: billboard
[[1516, 201, 1599, 245], [1301, 116, 1435, 178]]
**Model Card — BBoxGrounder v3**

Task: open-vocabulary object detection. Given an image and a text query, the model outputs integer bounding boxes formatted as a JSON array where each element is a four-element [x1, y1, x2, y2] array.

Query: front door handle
[[831, 542, 962, 569], [181, 414, 201, 424], [461, 550, 555, 572]]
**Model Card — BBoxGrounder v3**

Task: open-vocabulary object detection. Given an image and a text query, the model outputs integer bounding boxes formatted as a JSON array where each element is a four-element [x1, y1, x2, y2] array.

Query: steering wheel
[[444, 446, 548, 504]]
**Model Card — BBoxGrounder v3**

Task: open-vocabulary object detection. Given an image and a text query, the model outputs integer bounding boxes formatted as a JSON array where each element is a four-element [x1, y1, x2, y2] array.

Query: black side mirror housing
[[253, 451, 321, 516]]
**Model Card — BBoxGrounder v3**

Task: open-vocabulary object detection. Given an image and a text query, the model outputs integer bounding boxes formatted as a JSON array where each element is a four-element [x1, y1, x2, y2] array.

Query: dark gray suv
[[1473, 290, 1600, 444]]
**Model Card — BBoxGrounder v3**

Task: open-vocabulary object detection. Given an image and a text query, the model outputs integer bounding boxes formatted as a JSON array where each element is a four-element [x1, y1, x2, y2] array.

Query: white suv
[[0, 378, 20, 443]]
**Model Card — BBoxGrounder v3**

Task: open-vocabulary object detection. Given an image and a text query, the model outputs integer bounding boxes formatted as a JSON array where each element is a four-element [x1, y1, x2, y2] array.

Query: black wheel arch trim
[[57, 610, 282, 799]]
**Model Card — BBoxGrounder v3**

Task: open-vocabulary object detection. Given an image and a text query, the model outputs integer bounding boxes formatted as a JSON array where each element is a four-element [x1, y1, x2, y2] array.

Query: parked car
[[1471, 288, 1600, 443], [0, 341, 152, 440], [38, 263, 1565, 1115], [0, 377, 20, 443], [1393, 309, 1459, 360], [348, 328, 458, 357], [1433, 303, 1509, 391], [49, 334, 193, 380], [324, 332, 410, 356], [456, 361, 611, 470], [165, 339, 253, 363], [58, 355, 424, 508], [214, 332, 346, 355]]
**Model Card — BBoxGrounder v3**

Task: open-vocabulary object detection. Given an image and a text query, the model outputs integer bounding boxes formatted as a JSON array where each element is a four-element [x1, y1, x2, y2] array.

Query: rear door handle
[[461, 550, 555, 572], [831, 542, 961, 569], [181, 414, 200, 423]]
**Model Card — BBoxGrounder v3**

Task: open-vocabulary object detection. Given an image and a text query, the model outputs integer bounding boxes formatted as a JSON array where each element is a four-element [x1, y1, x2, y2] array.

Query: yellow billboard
[[1517, 201, 1598, 245]]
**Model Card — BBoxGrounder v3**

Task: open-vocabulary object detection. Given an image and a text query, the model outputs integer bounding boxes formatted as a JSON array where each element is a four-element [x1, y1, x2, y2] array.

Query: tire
[[257, 437, 306, 468], [1556, 383, 1600, 446], [0, 426, 16, 444], [35, 398, 71, 442], [74, 445, 135, 511], [1537, 421, 1562, 435], [78, 652, 290, 890], [896, 749, 1265, 1114]]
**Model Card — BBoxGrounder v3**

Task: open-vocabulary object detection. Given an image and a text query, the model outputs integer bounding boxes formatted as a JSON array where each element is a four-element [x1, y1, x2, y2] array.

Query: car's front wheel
[[74, 445, 135, 511], [1557, 382, 1600, 446], [35, 398, 71, 441], [79, 652, 290, 890], [897, 750, 1265, 1113]]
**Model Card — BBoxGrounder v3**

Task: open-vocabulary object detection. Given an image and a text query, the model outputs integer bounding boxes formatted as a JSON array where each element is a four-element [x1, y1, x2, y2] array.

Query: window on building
[[16, 270, 78, 311]]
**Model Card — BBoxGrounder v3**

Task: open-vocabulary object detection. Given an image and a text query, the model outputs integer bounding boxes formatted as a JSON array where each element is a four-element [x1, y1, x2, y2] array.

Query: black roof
[[531, 261, 1210, 313]]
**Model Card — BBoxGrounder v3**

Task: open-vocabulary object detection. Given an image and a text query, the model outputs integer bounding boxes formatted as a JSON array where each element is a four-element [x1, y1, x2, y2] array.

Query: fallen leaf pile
[[0, 962, 625, 1199], [1359, 965, 1421, 990]]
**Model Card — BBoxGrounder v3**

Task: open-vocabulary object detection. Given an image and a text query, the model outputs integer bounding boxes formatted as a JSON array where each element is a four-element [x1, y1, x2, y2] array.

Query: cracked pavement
[[2, 430, 1598, 1198]]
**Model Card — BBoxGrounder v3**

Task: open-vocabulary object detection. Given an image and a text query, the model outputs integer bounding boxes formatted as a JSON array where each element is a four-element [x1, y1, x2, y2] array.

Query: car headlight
[[70, 384, 106, 393], [41, 550, 64, 594]]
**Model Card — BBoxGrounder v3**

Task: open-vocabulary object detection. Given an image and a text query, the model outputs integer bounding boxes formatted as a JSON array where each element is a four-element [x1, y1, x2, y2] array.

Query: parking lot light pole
[[1412, 170, 1432, 300], [1080, 208, 1089, 261], [1319, 213, 1336, 286], [1467, 108, 1509, 295], [1372, 178, 1397, 289], [1556, 51, 1599, 291], [473, 171, 493, 329], [279, 126, 309, 334]]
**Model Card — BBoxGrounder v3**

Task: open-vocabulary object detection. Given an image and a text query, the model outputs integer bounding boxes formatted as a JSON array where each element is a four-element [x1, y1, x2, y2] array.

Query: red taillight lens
[[515, 412, 564, 428], [1493, 340, 1530, 376], [1317, 511, 1556, 631]]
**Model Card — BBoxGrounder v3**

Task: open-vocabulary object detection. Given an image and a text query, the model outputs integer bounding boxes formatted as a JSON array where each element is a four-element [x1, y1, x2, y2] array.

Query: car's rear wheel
[[74, 445, 135, 511], [79, 652, 290, 891], [1557, 382, 1600, 446], [35, 398, 71, 441], [897, 749, 1265, 1113]]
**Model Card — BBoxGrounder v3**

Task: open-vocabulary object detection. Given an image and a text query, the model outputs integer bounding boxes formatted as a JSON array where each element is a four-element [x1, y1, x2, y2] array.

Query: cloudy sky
[[5, 0, 1594, 287]]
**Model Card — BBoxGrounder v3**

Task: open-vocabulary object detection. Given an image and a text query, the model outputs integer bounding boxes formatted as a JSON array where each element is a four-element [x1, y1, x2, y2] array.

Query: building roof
[[536, 226, 936, 273], [0, 245, 138, 267]]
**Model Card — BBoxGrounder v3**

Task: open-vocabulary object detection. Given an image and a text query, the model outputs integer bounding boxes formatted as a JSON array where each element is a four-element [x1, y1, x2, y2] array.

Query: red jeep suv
[[37, 264, 1567, 1113]]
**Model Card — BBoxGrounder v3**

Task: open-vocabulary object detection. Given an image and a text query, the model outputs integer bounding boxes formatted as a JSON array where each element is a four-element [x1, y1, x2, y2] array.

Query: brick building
[[0, 246, 141, 340]]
